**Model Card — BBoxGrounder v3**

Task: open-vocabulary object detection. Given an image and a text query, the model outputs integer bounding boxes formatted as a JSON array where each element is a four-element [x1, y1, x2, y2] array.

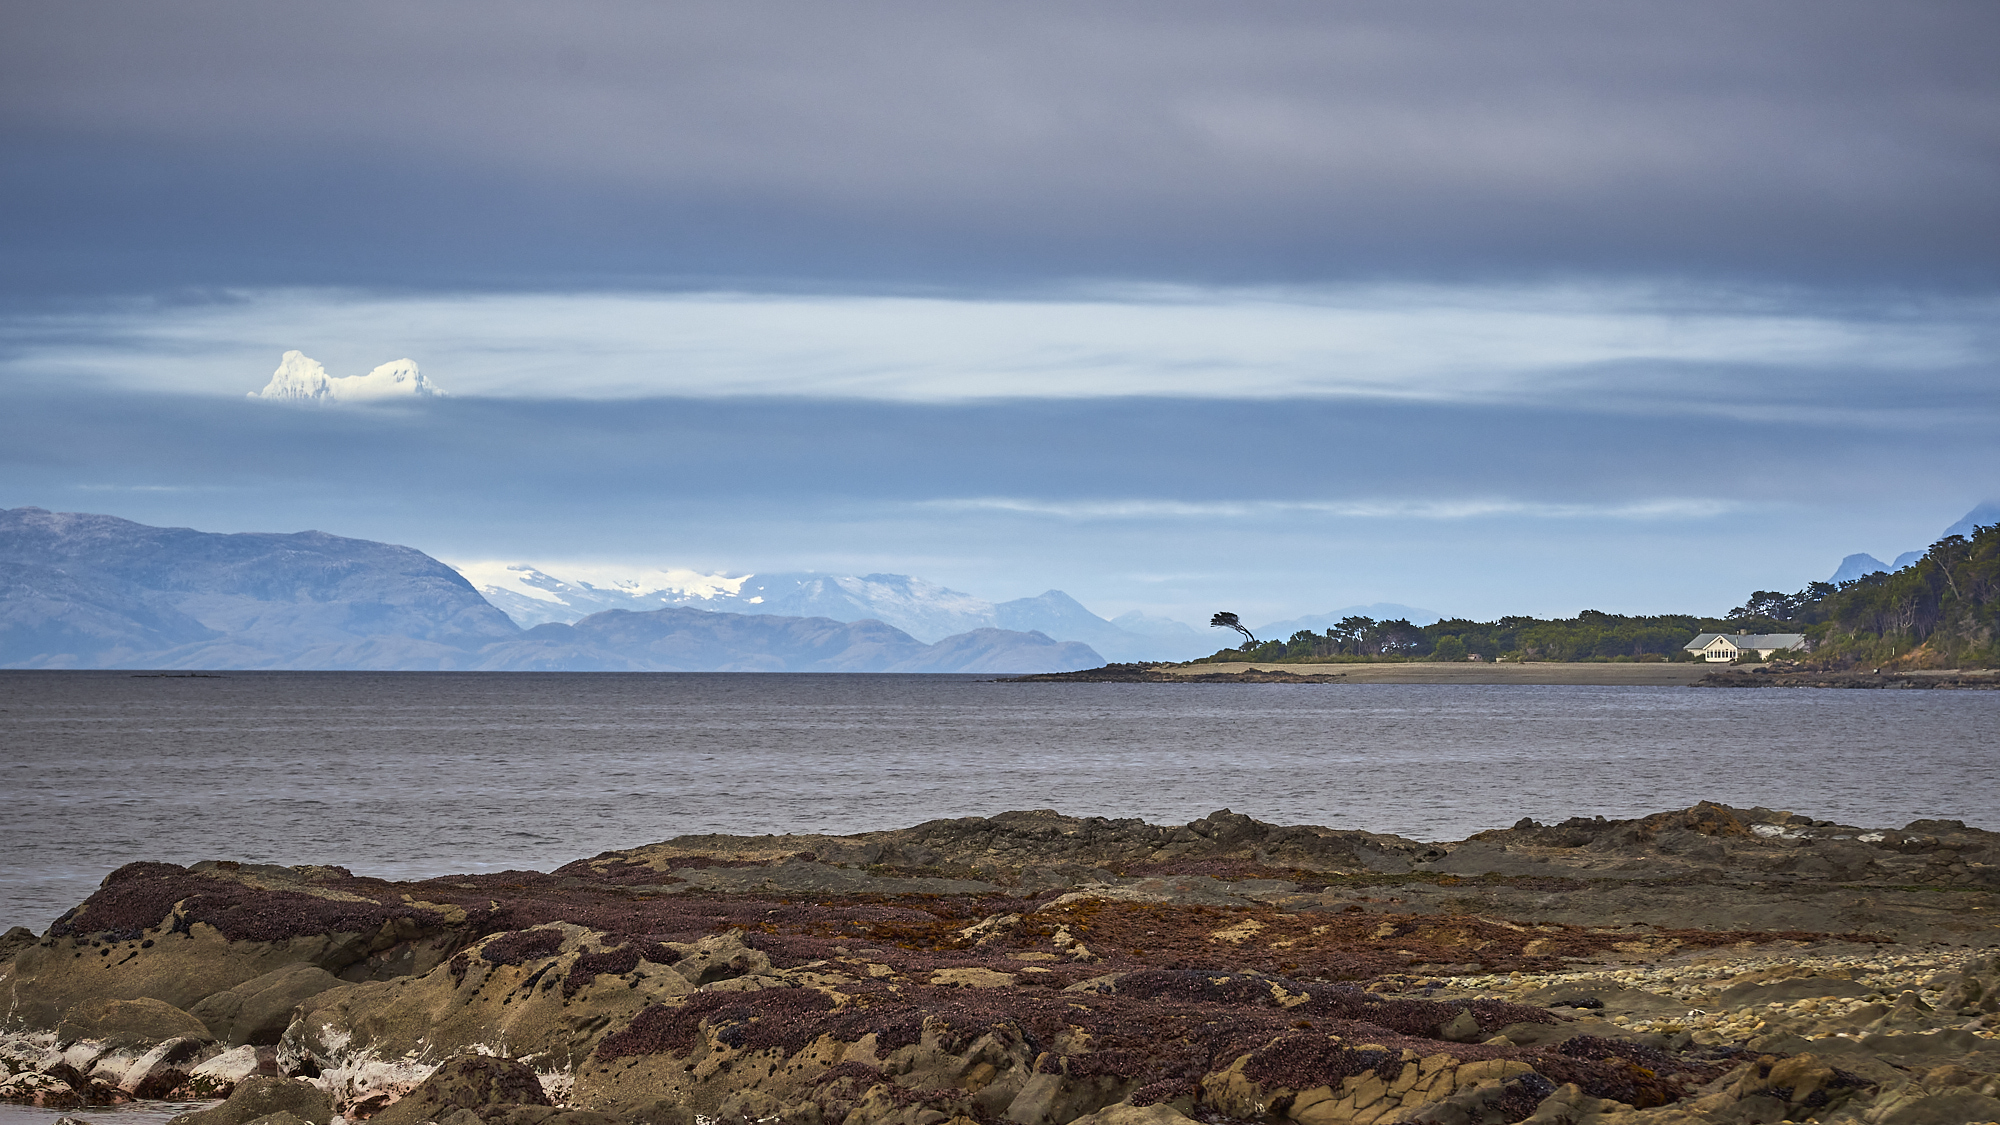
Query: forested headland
[[1196, 522, 2000, 668]]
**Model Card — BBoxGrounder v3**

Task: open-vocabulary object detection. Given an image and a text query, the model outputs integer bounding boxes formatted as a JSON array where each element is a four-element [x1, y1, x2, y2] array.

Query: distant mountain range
[[0, 507, 518, 668], [1, 506, 1446, 670], [1828, 502, 1998, 584], [487, 614, 1096, 673], [0, 508, 1096, 672], [456, 562, 1222, 662], [1829, 551, 1925, 585]]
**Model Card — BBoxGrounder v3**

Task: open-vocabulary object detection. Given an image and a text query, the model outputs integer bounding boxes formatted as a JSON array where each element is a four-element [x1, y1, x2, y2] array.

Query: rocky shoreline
[[1693, 669, 2000, 690], [1004, 663, 2000, 688], [5, 803, 1999, 1125], [1001, 664, 1352, 683]]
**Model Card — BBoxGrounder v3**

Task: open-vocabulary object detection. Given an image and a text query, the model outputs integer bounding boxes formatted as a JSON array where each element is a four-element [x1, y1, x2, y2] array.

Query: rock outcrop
[[364, 1055, 555, 1125], [191, 965, 345, 1046], [170, 1075, 336, 1125], [3, 804, 1998, 1124]]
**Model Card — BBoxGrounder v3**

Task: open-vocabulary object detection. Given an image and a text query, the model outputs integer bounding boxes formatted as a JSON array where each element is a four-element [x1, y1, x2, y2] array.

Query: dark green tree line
[[1194, 523, 1998, 667], [1727, 522, 1999, 667]]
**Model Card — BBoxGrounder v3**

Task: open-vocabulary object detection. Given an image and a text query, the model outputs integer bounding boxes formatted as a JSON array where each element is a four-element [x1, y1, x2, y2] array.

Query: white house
[[1684, 633, 1806, 662]]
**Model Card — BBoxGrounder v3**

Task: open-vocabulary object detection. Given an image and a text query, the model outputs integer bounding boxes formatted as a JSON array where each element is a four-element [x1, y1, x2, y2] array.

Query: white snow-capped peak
[[250, 350, 444, 403], [451, 561, 752, 607]]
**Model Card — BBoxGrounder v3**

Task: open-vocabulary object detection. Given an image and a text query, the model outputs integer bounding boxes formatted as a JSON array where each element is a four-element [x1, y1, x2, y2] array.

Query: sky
[[2, 1, 1997, 626]]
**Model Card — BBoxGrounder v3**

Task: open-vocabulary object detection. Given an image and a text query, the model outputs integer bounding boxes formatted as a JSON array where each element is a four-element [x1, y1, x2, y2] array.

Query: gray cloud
[[11, 286, 1992, 414], [3, 389, 1993, 622], [3, 1, 1997, 293], [5, 2, 1995, 624]]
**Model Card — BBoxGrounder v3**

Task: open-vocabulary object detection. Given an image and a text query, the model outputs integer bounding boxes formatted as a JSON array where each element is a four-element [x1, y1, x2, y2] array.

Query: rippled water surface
[[3, 670, 1995, 930], [0, 1099, 205, 1125]]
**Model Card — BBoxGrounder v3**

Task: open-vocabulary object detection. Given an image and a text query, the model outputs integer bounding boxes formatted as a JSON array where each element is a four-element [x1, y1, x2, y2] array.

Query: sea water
[[0, 1100, 207, 1125], [2, 670, 1996, 931]]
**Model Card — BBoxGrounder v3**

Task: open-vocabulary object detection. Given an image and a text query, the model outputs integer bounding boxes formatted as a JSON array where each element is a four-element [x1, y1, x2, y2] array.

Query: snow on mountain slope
[[454, 563, 1009, 641], [451, 561, 1206, 660], [249, 350, 444, 402], [453, 561, 752, 628], [0, 508, 1104, 672], [743, 573, 996, 641]]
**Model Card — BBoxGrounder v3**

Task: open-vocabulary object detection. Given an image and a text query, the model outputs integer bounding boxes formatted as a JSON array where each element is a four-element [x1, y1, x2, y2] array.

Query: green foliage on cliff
[[1198, 609, 1729, 664], [1195, 523, 2000, 668], [1736, 522, 2000, 668]]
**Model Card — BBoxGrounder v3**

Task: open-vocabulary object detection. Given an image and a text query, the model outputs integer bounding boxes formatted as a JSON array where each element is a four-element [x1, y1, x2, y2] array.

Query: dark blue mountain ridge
[[1828, 501, 1999, 584], [470, 566, 1214, 662], [1829, 553, 1893, 585], [484, 611, 1097, 673], [0, 506, 516, 668], [1945, 502, 2000, 541], [0, 507, 1102, 672]]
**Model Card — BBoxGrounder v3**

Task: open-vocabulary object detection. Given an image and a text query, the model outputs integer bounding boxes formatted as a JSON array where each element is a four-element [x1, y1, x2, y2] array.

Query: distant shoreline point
[[1007, 661, 2000, 687], [1006, 660, 1717, 685]]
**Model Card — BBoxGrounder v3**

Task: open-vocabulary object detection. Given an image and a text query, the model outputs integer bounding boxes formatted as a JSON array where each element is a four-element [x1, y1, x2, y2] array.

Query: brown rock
[[1864, 1089, 2000, 1125], [662, 931, 770, 986], [120, 1036, 220, 1097], [1438, 1009, 1482, 1043], [190, 964, 341, 1046], [368, 1054, 551, 1125], [1001, 1072, 1134, 1125], [237, 1113, 313, 1125], [0, 926, 37, 965], [929, 968, 1017, 988], [283, 925, 694, 1072], [0, 1068, 89, 1108], [1067, 1105, 1200, 1125], [169, 1077, 335, 1125], [1761, 1054, 1836, 1105], [11, 928, 356, 1032], [57, 997, 212, 1048]]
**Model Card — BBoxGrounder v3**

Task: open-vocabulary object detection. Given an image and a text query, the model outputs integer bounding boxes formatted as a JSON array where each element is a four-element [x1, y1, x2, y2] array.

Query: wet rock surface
[[169, 1077, 335, 1125], [1697, 668, 2000, 689], [365, 1055, 552, 1125], [3, 803, 1998, 1124], [1002, 665, 1351, 684], [192, 965, 344, 1047]]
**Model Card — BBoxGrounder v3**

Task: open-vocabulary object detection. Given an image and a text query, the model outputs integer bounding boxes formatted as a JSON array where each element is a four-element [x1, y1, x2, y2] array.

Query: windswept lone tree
[[1210, 612, 1257, 646]]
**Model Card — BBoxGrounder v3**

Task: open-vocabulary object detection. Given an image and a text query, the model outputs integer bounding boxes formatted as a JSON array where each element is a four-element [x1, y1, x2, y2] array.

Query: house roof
[[1683, 633, 1806, 651]]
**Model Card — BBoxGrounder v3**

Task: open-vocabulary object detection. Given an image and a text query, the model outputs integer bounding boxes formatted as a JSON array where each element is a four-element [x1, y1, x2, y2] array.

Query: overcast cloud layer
[[5, 1, 1998, 292], [4, 384, 1993, 624], [2, 2, 1995, 627], [10, 286, 1995, 414]]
